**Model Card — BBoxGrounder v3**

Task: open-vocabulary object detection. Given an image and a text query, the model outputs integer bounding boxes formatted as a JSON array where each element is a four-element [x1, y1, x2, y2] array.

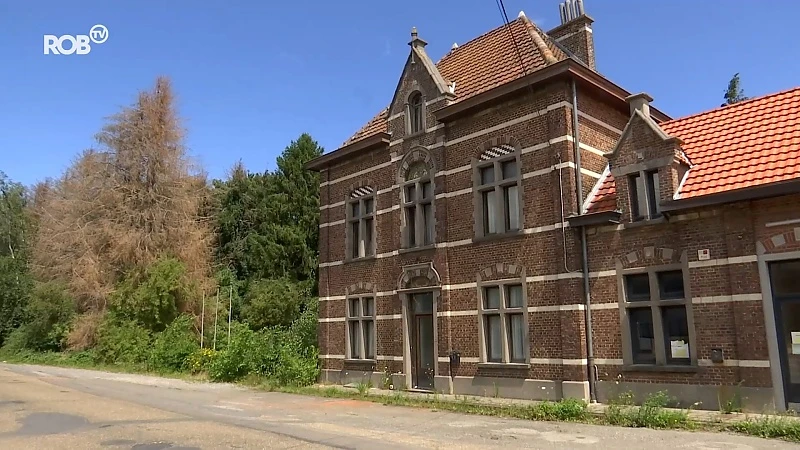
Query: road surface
[[0, 363, 794, 449]]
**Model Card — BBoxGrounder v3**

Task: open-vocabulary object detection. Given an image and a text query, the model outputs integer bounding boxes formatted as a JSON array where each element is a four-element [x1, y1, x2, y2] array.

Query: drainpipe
[[570, 79, 597, 403]]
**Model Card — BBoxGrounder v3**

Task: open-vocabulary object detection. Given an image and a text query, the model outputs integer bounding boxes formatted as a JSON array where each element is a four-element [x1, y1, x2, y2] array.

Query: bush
[[149, 315, 199, 372], [94, 318, 152, 365], [605, 391, 693, 429], [2, 282, 76, 353], [241, 278, 301, 330], [207, 321, 319, 385], [726, 416, 800, 442], [289, 297, 317, 350], [66, 311, 104, 351], [111, 257, 196, 332], [0, 256, 32, 347], [186, 348, 218, 374]]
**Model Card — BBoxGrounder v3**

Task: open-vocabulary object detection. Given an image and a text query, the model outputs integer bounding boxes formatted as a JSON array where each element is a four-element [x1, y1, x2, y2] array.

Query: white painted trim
[[577, 110, 623, 135], [376, 314, 402, 320], [319, 103, 621, 190], [589, 302, 618, 310], [673, 167, 691, 200], [582, 165, 609, 213], [319, 219, 345, 228], [319, 160, 392, 187], [320, 200, 345, 211], [437, 310, 477, 317], [436, 187, 472, 199], [375, 204, 400, 215], [528, 304, 585, 312], [554, 25, 593, 42], [376, 290, 395, 297], [438, 356, 480, 363], [688, 255, 758, 268], [443, 282, 478, 291], [438, 164, 471, 177], [318, 317, 345, 323], [766, 218, 800, 228], [319, 354, 345, 359], [377, 355, 403, 361], [698, 359, 770, 368], [435, 238, 472, 248], [594, 358, 623, 365], [319, 260, 344, 268], [692, 294, 762, 304], [319, 295, 346, 302]]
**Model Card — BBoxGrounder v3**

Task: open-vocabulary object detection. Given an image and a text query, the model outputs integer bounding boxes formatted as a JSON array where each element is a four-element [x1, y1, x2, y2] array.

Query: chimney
[[547, 0, 596, 70], [626, 93, 653, 119]]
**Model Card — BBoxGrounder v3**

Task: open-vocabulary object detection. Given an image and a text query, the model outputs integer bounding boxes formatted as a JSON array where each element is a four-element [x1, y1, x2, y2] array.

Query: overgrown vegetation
[[0, 76, 323, 389]]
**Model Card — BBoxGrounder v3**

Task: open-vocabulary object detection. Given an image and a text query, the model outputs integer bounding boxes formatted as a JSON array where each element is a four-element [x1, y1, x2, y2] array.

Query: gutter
[[305, 133, 391, 172], [661, 178, 800, 213], [570, 79, 597, 403]]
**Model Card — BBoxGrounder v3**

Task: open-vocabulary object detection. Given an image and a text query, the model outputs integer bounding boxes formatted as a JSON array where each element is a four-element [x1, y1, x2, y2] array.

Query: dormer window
[[629, 169, 661, 221], [408, 92, 424, 134]]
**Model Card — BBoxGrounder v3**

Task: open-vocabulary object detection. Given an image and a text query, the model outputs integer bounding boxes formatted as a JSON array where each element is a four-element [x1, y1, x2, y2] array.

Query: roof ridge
[[661, 86, 800, 126], [435, 17, 527, 66]]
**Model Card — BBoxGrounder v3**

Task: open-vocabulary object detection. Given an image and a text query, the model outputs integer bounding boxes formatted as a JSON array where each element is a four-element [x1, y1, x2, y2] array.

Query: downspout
[[570, 79, 597, 403]]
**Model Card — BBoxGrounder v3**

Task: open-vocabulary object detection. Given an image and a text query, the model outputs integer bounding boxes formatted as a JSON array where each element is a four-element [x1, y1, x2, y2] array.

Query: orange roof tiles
[[585, 87, 800, 213], [342, 17, 563, 147]]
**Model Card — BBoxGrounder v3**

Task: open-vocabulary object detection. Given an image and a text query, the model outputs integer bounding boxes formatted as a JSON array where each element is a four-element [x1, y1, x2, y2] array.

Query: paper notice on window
[[670, 340, 690, 359], [792, 333, 800, 355]]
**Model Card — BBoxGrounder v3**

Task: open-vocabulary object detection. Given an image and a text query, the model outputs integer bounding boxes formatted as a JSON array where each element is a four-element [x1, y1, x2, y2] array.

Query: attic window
[[629, 170, 661, 221], [408, 92, 424, 134]]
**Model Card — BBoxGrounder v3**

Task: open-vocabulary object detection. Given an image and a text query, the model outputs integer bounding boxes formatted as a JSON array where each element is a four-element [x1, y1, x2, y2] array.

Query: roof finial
[[408, 26, 428, 48], [451, 42, 458, 50], [518, 10, 526, 18]]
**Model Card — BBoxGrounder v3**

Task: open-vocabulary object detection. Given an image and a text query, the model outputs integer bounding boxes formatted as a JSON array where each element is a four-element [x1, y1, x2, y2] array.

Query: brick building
[[305, 0, 800, 411]]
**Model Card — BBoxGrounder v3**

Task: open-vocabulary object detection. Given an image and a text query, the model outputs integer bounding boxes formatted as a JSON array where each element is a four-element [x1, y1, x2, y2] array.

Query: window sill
[[477, 362, 531, 370], [345, 255, 376, 264], [622, 364, 698, 373], [344, 359, 376, 364], [624, 216, 666, 229], [399, 244, 436, 255], [473, 230, 524, 244]]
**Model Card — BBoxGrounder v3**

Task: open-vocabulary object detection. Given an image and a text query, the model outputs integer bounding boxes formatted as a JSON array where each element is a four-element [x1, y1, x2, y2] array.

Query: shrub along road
[[0, 364, 794, 450]]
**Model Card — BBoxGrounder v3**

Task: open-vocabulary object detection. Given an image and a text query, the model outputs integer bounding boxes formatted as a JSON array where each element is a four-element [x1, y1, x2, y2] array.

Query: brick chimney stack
[[547, 0, 595, 70]]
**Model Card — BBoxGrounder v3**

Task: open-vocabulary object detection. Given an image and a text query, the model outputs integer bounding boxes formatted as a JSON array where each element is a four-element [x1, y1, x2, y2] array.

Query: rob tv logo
[[44, 24, 108, 55]]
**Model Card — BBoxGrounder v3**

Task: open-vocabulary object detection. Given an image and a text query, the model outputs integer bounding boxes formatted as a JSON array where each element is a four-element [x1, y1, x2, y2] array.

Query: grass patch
[[724, 415, 800, 442], [604, 391, 696, 429]]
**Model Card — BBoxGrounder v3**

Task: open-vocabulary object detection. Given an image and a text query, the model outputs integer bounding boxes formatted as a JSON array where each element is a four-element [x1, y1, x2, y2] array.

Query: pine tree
[[724, 73, 748, 105], [32, 77, 213, 311]]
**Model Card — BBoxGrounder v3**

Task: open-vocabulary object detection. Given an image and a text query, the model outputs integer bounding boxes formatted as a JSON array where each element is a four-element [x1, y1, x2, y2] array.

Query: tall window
[[347, 296, 375, 360], [622, 269, 693, 366], [629, 169, 661, 221], [475, 149, 522, 237], [347, 190, 375, 259], [402, 161, 434, 248], [408, 92, 424, 134], [480, 283, 527, 363]]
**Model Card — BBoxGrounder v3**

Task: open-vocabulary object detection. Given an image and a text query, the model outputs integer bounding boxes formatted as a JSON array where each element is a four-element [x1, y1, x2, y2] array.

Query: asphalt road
[[0, 363, 795, 449]]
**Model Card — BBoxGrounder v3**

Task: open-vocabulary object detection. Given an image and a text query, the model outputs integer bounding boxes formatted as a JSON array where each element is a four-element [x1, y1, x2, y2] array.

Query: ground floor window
[[480, 282, 527, 363], [347, 296, 375, 360], [621, 267, 694, 366]]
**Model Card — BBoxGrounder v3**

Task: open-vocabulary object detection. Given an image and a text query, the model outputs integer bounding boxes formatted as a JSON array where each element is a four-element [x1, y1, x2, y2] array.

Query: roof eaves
[[305, 132, 390, 171], [661, 178, 800, 213]]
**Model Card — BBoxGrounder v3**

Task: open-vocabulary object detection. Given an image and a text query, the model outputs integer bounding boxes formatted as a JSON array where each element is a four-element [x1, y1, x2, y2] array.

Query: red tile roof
[[585, 87, 800, 213], [342, 17, 564, 147]]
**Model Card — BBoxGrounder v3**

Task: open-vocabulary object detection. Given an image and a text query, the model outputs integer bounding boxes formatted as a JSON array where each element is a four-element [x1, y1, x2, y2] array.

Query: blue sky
[[2, 1, 798, 187]]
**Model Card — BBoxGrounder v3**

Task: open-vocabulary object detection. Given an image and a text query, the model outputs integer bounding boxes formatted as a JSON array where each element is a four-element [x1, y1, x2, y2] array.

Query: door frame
[[757, 247, 800, 411], [400, 287, 441, 390]]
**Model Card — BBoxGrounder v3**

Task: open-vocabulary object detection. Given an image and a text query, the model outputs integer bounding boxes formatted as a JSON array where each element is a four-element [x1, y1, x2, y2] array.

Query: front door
[[410, 292, 435, 390], [768, 259, 800, 406]]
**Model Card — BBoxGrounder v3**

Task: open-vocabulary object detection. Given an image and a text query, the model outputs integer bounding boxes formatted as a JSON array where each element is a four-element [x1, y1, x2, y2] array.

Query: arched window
[[408, 92, 424, 134], [402, 160, 434, 248]]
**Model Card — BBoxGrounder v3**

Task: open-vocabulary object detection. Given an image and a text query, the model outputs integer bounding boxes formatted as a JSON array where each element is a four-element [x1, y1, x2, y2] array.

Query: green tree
[[213, 134, 323, 291], [0, 172, 32, 346], [724, 73, 748, 105], [241, 278, 302, 329]]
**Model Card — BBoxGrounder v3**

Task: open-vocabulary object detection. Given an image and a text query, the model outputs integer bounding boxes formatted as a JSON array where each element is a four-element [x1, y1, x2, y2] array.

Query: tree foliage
[[214, 134, 323, 290], [241, 278, 302, 329], [724, 73, 748, 105], [31, 77, 213, 311], [0, 172, 32, 346]]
